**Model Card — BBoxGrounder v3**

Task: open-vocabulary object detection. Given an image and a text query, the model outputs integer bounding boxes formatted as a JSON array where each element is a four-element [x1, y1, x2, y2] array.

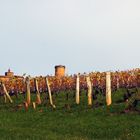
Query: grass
[[0, 89, 140, 140]]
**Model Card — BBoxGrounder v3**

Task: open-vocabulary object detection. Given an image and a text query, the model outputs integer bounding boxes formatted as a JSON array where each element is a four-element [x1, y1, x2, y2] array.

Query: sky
[[0, 0, 140, 76]]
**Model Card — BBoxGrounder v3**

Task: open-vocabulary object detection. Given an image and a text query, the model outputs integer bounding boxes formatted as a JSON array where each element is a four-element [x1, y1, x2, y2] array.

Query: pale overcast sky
[[0, 0, 140, 76]]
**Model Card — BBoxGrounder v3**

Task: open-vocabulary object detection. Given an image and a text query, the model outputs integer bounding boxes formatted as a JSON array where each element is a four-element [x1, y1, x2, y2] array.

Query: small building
[[0, 69, 23, 82], [55, 65, 65, 77], [5, 69, 14, 77]]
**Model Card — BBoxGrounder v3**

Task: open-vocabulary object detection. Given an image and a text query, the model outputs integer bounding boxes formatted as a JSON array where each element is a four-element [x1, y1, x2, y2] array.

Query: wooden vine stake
[[116, 76, 119, 90], [32, 102, 36, 110], [76, 74, 80, 104], [86, 76, 92, 106], [35, 78, 41, 104], [106, 72, 112, 106], [26, 77, 31, 105], [1, 82, 13, 103], [45, 77, 56, 109]]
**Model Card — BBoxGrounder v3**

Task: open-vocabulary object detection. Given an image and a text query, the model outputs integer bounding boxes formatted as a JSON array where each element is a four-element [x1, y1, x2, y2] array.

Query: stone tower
[[55, 65, 65, 77]]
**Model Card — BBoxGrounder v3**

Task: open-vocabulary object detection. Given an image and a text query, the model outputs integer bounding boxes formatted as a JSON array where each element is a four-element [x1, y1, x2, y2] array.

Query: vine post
[[86, 76, 92, 106], [35, 78, 41, 104], [116, 76, 120, 90], [45, 77, 56, 109], [26, 77, 31, 105], [106, 72, 112, 106], [1, 82, 13, 103], [76, 74, 80, 104]]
